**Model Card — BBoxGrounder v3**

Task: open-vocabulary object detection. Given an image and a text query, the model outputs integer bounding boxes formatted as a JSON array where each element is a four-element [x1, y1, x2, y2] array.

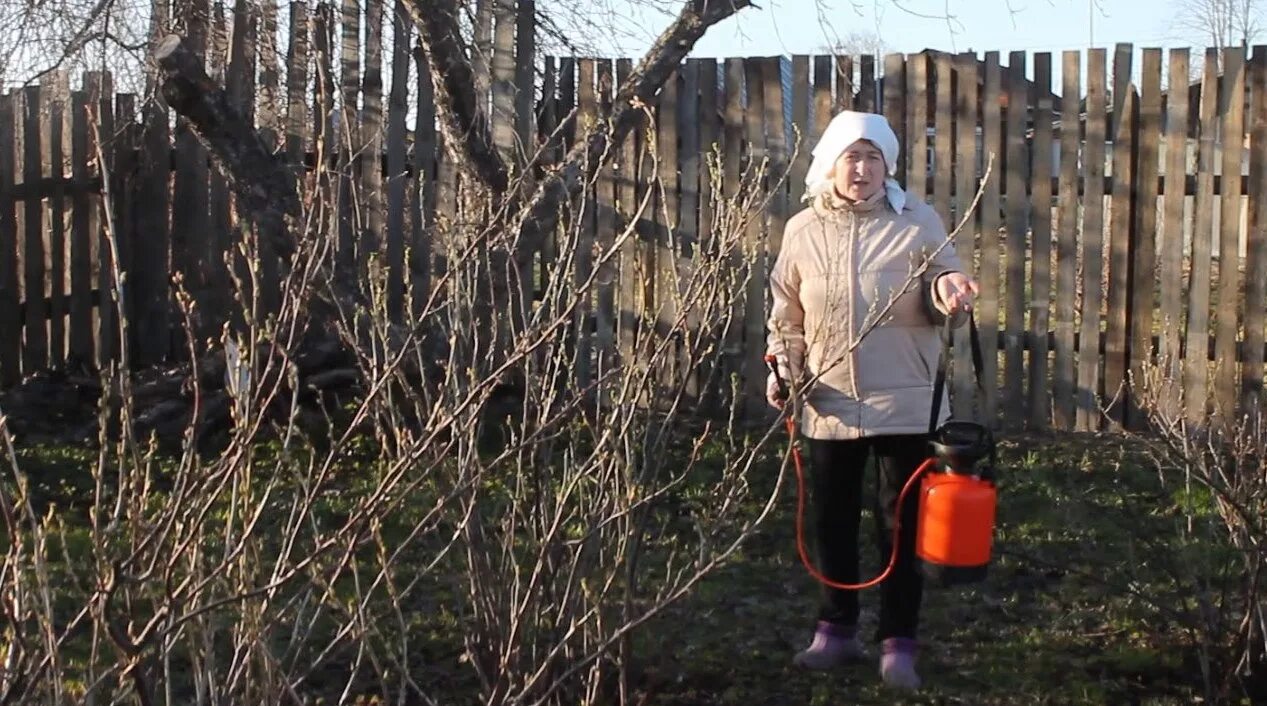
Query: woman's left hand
[[936, 271, 980, 317]]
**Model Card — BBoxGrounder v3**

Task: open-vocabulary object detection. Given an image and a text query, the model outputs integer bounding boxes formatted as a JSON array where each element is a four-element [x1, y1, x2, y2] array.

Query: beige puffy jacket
[[766, 189, 967, 440]]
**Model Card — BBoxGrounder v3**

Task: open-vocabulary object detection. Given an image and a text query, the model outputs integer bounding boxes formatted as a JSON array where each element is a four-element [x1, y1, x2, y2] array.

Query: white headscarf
[[803, 110, 906, 213]]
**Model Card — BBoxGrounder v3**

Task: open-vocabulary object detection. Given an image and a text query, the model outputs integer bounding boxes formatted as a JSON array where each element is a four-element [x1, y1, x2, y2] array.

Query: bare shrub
[[0, 93, 797, 703], [1132, 360, 1267, 703]]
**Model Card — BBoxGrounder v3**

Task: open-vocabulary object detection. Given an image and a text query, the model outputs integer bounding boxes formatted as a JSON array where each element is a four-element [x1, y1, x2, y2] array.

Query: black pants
[[805, 434, 929, 641]]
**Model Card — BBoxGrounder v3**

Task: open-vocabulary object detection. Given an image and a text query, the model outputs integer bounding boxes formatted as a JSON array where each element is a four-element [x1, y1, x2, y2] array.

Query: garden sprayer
[[766, 315, 998, 590]]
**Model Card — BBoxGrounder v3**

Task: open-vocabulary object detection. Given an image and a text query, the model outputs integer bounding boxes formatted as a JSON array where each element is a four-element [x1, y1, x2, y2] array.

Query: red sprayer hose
[[772, 373, 937, 590]]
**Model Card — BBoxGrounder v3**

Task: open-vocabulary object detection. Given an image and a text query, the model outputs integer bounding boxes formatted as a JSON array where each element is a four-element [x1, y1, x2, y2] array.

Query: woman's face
[[831, 140, 887, 202]]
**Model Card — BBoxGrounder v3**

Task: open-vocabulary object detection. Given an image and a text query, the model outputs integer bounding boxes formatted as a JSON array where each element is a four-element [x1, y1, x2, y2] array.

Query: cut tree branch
[[407, 0, 510, 193], [513, 0, 754, 268]]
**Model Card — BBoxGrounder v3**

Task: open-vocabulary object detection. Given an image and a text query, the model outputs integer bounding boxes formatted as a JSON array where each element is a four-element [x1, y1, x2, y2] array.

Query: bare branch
[[407, 0, 511, 193], [514, 0, 755, 266]]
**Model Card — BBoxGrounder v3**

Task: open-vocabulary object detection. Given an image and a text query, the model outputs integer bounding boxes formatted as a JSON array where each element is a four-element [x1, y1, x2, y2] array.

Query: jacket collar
[[813, 187, 891, 217]]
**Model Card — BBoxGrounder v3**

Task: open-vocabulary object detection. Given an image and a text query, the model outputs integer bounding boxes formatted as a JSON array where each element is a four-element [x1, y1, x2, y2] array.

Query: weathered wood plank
[[558, 57, 575, 147], [763, 56, 788, 256], [906, 53, 928, 201], [1077, 49, 1108, 431], [722, 58, 744, 399], [533, 57, 565, 316], [858, 55, 875, 112], [790, 55, 811, 203], [1184, 49, 1219, 424], [1028, 53, 1053, 430], [136, 81, 172, 364], [576, 57, 597, 389], [412, 36, 434, 317], [596, 58, 618, 395], [1129, 48, 1163, 428], [69, 90, 94, 367], [760, 53, 788, 414], [228, 0, 257, 124], [0, 95, 18, 385], [361, 0, 384, 278], [883, 52, 905, 186], [513, 0, 535, 321], [856, 53, 876, 112], [257, 0, 283, 146], [1244, 46, 1267, 416], [336, 0, 360, 276], [1214, 46, 1246, 422], [514, 0, 535, 157], [312, 1, 334, 166], [490, 0, 516, 162], [632, 57, 656, 400], [1002, 51, 1027, 429], [223, 0, 258, 333], [1052, 50, 1081, 430], [43, 72, 70, 369], [86, 73, 117, 368], [656, 65, 680, 392], [835, 55, 853, 112], [678, 59, 700, 401], [112, 93, 137, 362], [952, 51, 978, 419], [743, 58, 767, 418], [473, 0, 492, 103], [979, 52, 1002, 426], [309, 0, 335, 328], [22, 86, 47, 373], [813, 55, 832, 147], [1158, 48, 1189, 421], [286, 1, 311, 170], [933, 53, 953, 228], [1104, 43, 1134, 427], [172, 26, 211, 337], [616, 58, 638, 368], [386, 0, 409, 320], [696, 57, 719, 405]]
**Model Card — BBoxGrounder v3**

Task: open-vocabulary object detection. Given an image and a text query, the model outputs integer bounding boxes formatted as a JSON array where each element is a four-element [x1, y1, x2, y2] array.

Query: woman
[[765, 110, 978, 690]]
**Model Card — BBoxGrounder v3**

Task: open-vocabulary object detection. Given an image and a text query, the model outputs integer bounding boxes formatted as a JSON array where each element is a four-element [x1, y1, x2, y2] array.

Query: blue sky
[[588, 0, 1206, 59]]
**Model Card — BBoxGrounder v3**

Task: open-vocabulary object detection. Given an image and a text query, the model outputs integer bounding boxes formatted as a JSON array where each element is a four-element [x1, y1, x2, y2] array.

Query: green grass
[[632, 431, 1213, 705]]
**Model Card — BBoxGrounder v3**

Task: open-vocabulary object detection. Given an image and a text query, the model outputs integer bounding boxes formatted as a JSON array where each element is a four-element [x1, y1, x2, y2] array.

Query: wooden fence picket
[[1184, 50, 1219, 424], [1052, 50, 1081, 430], [1158, 48, 1189, 421], [1214, 48, 1247, 423], [1003, 51, 1027, 430], [1077, 49, 1107, 432], [1028, 53, 1054, 430], [978, 52, 1003, 426], [0, 94, 17, 386], [1128, 48, 1163, 430], [952, 51, 979, 420], [1105, 44, 1134, 427], [1245, 48, 1267, 416]]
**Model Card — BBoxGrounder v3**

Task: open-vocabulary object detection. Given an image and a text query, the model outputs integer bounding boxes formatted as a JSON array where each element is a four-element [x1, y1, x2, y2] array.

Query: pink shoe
[[792, 621, 865, 670], [880, 637, 921, 690]]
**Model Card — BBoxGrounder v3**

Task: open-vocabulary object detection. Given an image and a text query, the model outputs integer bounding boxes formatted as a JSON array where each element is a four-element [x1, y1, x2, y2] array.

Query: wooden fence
[[0, 2, 1264, 433]]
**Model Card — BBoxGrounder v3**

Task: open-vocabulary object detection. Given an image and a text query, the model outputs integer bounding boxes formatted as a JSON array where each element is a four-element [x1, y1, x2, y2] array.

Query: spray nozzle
[[931, 421, 995, 475]]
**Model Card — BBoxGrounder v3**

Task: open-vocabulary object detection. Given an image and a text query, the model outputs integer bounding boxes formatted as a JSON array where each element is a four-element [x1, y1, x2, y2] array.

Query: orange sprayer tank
[[916, 430, 998, 585]]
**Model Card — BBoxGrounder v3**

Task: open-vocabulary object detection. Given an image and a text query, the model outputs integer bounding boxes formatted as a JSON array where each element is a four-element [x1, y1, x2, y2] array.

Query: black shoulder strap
[[929, 312, 985, 436]]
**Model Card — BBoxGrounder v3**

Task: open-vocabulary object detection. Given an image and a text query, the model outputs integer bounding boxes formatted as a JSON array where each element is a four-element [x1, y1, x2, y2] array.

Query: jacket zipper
[[847, 211, 861, 402]]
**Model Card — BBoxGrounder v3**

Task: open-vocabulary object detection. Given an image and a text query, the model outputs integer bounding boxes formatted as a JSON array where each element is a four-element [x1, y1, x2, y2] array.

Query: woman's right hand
[[766, 372, 787, 410]]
